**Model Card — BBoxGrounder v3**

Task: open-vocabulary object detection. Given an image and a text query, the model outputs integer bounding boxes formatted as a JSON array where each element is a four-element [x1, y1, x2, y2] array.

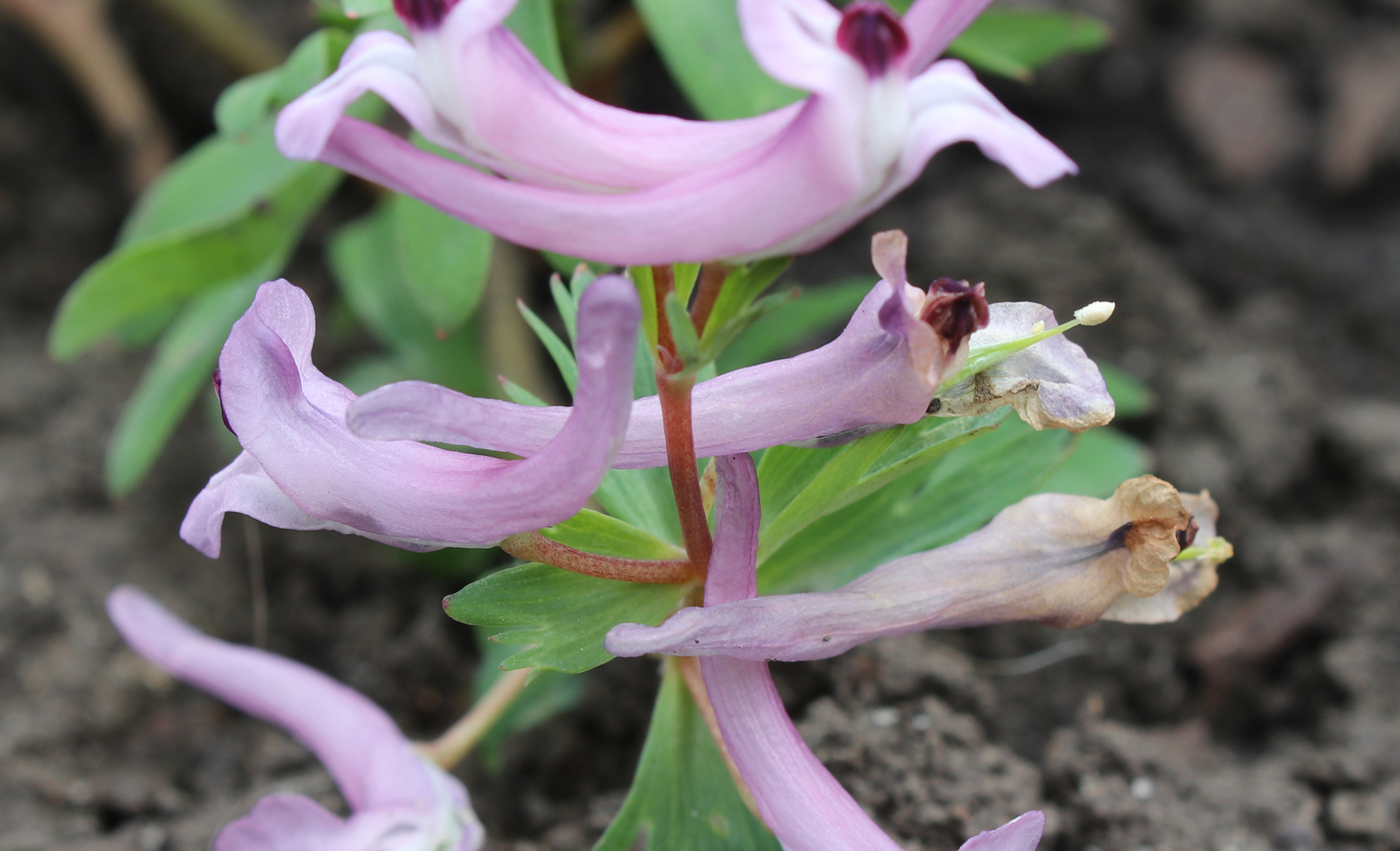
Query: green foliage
[[759, 416, 1075, 593], [717, 276, 873, 372], [390, 191, 494, 335], [445, 564, 691, 676], [633, 0, 802, 120], [328, 205, 491, 396], [105, 281, 259, 497], [1099, 363, 1154, 418], [1040, 426, 1149, 498], [594, 659, 779, 851], [540, 509, 685, 560], [947, 10, 1111, 81], [215, 29, 353, 136]]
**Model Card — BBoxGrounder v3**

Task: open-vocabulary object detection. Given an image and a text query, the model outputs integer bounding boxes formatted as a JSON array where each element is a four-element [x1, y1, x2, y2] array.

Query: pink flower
[[181, 275, 638, 557], [107, 585, 484, 851], [666, 455, 1046, 851], [276, 0, 1075, 264]]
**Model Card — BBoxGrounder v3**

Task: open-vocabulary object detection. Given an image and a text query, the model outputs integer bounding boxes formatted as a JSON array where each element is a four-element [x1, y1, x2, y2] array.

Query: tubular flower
[[606, 476, 1229, 662], [180, 276, 638, 557], [681, 456, 1046, 851], [275, 0, 1075, 264], [347, 230, 1112, 466], [107, 586, 484, 851]]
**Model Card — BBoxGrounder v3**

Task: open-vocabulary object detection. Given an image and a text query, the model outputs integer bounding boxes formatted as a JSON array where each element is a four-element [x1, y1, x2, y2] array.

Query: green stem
[[420, 668, 532, 769], [500, 531, 696, 584]]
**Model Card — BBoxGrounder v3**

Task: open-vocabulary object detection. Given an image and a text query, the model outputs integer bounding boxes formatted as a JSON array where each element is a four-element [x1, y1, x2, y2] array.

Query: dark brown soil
[[4, 1, 1400, 850]]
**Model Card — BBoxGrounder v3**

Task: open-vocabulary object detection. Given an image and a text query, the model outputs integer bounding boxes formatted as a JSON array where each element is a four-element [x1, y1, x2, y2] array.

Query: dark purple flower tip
[[212, 369, 235, 436], [1177, 517, 1200, 550], [919, 279, 989, 352], [836, 1, 910, 78], [393, 0, 456, 30]]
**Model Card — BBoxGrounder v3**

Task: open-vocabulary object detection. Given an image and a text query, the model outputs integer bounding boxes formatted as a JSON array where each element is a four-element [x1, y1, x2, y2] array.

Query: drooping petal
[[736, 0, 847, 93], [956, 811, 1047, 851], [106, 586, 485, 851], [1102, 492, 1232, 624], [351, 268, 972, 466], [182, 275, 636, 556], [691, 457, 1044, 851], [278, 0, 801, 192], [606, 476, 1210, 662], [934, 301, 1115, 432]]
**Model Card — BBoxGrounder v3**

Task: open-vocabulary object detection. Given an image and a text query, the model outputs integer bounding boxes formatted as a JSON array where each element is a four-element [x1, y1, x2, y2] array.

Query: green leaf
[[633, 0, 802, 120], [328, 206, 492, 395], [1039, 427, 1149, 498], [517, 300, 579, 393], [1099, 363, 1154, 418], [628, 266, 660, 352], [105, 279, 259, 496], [540, 510, 685, 560], [663, 292, 702, 369], [445, 564, 690, 675], [51, 160, 340, 360], [341, 0, 389, 15], [215, 29, 352, 137], [759, 417, 1074, 593], [698, 258, 791, 348], [390, 191, 493, 334], [717, 277, 872, 372], [501, 377, 548, 406], [947, 10, 1111, 81], [595, 467, 683, 546], [505, 0, 568, 82], [594, 659, 779, 851]]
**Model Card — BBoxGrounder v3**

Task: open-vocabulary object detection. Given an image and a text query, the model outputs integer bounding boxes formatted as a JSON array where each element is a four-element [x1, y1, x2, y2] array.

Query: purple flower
[[275, 0, 1075, 264], [180, 275, 638, 557], [682, 456, 1046, 851], [606, 477, 1224, 662], [346, 230, 1113, 466], [106, 585, 484, 851]]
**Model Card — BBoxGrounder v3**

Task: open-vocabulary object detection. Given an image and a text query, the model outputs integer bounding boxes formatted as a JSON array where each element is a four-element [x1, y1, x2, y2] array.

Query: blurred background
[[2, 0, 1400, 849]]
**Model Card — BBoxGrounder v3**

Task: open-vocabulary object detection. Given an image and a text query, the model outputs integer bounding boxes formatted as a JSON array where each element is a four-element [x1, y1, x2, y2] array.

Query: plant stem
[[690, 263, 730, 337], [421, 668, 532, 769], [500, 531, 695, 584], [652, 265, 713, 579]]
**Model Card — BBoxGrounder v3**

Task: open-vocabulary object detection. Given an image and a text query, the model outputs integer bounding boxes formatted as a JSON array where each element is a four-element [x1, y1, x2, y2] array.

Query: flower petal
[[184, 276, 636, 555], [1102, 492, 1231, 624], [606, 476, 1199, 661], [935, 302, 1115, 432], [736, 0, 847, 93], [351, 277, 943, 466], [902, 0, 997, 73], [213, 794, 347, 851], [956, 811, 1047, 851]]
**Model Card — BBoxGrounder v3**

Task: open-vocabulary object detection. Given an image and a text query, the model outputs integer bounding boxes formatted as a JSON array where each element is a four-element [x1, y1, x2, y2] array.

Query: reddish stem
[[689, 263, 730, 337], [652, 265, 713, 579], [500, 532, 695, 584]]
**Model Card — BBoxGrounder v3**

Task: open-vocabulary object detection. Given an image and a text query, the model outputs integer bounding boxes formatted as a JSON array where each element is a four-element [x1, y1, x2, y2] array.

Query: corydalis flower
[[685, 456, 1046, 851], [276, 0, 1075, 264], [180, 276, 638, 557], [107, 586, 483, 851], [347, 230, 1112, 466], [607, 476, 1228, 662]]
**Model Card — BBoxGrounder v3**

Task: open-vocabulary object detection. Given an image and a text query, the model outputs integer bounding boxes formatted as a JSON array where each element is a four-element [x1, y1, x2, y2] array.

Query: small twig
[[0, 0, 173, 191], [242, 517, 268, 649], [500, 531, 696, 584], [689, 263, 730, 337], [138, 0, 283, 76], [420, 667, 533, 769]]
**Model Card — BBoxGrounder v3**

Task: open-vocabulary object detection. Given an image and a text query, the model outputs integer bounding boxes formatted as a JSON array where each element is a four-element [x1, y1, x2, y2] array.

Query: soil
[[3, 0, 1400, 849]]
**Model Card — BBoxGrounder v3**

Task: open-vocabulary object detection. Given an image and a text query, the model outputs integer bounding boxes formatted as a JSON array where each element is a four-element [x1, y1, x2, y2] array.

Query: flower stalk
[[420, 667, 533, 770], [499, 531, 695, 584]]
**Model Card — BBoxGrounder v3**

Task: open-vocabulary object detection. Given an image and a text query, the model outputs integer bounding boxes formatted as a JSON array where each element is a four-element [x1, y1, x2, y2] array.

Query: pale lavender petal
[[184, 275, 636, 554], [903, 0, 997, 73], [693, 454, 901, 850], [607, 477, 1198, 661], [108, 587, 433, 812], [956, 811, 1046, 851], [736, 0, 846, 93], [214, 794, 347, 851], [936, 302, 1114, 432], [351, 278, 942, 466]]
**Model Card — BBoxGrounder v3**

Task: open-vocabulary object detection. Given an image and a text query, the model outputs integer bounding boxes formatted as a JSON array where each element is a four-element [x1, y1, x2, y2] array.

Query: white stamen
[[1031, 320, 1045, 334], [1074, 301, 1115, 326]]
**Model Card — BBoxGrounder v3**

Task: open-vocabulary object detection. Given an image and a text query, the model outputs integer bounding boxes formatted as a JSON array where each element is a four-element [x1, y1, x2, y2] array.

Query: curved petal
[[902, 0, 997, 73], [186, 276, 636, 554], [606, 477, 1200, 661], [351, 278, 943, 466], [957, 811, 1046, 851], [1102, 492, 1231, 624], [213, 794, 347, 851], [736, 0, 848, 93], [693, 456, 1043, 851], [935, 302, 1114, 432]]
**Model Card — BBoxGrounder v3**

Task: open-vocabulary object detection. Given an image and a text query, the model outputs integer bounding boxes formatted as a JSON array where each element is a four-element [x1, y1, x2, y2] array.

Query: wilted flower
[[606, 476, 1228, 661], [181, 276, 638, 557], [107, 585, 484, 851], [671, 455, 1046, 851], [276, 0, 1075, 264], [347, 231, 1114, 466]]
